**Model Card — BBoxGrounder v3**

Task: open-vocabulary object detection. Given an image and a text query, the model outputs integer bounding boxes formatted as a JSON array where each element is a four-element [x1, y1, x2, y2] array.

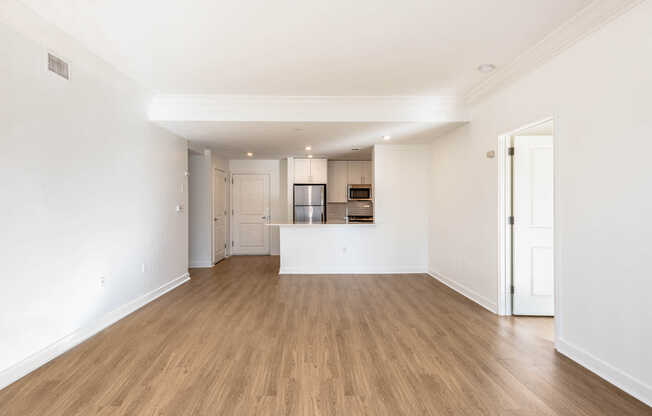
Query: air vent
[[48, 53, 69, 79]]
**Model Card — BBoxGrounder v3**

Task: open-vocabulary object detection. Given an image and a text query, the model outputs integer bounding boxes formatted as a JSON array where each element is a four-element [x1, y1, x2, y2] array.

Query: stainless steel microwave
[[348, 184, 372, 201]]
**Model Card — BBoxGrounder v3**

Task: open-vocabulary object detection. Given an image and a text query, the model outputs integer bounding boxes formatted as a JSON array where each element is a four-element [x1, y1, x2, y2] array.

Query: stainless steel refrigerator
[[293, 184, 326, 224]]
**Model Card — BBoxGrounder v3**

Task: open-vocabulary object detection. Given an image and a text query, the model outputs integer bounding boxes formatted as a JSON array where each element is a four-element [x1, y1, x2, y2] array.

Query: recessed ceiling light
[[308, 154, 313, 158], [383, 135, 391, 140], [246, 152, 253, 157], [477, 64, 496, 73], [305, 146, 311, 151]]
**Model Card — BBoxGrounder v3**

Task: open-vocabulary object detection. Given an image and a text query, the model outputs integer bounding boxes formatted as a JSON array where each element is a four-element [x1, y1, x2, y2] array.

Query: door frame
[[498, 117, 559, 324], [212, 168, 228, 263], [229, 170, 272, 255]]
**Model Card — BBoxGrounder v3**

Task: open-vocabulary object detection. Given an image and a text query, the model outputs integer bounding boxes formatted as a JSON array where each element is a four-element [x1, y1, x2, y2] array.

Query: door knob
[[261, 216, 267, 219]]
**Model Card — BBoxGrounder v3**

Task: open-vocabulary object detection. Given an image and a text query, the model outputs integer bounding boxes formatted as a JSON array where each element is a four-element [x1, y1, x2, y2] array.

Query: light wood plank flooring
[[1, 256, 650, 415]]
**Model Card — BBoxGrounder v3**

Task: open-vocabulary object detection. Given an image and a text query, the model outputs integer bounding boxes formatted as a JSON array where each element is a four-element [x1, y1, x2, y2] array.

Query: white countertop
[[267, 222, 375, 227]]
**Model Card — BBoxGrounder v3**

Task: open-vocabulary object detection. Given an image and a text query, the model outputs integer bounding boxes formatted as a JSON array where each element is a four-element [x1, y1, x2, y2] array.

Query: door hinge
[[508, 147, 515, 156], [224, 243, 227, 249], [231, 241, 234, 247], [224, 209, 227, 216], [232, 209, 234, 215], [508, 216, 515, 225], [510, 285, 515, 294], [224, 177, 227, 183]]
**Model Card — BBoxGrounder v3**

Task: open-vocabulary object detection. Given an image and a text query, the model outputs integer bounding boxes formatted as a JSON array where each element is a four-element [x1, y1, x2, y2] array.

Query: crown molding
[[149, 95, 470, 123], [464, 0, 646, 104]]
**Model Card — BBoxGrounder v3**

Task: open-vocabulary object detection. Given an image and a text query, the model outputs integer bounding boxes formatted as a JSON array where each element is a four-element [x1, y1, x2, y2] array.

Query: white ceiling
[[160, 121, 464, 160], [22, 0, 590, 96], [21, 0, 587, 158]]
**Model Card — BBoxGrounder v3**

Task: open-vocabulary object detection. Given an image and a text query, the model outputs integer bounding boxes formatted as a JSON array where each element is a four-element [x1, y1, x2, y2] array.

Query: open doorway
[[500, 119, 555, 339], [213, 168, 227, 264]]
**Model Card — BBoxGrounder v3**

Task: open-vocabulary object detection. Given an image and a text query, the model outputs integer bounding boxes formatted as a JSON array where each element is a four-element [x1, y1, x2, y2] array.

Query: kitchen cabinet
[[348, 161, 372, 184], [309, 159, 327, 183], [327, 161, 348, 203], [294, 158, 311, 183], [294, 158, 327, 184], [361, 161, 372, 185]]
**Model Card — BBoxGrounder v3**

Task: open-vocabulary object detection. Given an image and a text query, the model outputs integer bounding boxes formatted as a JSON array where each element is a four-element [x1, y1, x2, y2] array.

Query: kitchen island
[[269, 221, 427, 275]]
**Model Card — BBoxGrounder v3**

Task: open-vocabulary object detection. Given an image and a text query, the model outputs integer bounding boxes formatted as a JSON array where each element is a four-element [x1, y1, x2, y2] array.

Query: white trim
[[0, 272, 190, 391], [464, 0, 646, 103], [556, 338, 652, 407], [427, 270, 497, 314], [497, 133, 511, 316], [189, 260, 214, 268], [280, 266, 427, 275]]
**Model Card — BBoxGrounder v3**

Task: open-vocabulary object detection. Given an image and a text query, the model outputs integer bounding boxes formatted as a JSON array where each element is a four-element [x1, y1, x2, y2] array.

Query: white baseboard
[[427, 270, 497, 313], [279, 266, 427, 275], [0, 272, 190, 391], [189, 260, 214, 268], [556, 338, 652, 407]]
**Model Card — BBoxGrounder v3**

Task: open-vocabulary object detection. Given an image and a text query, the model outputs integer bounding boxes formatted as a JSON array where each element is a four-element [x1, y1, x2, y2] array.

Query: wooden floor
[[1, 256, 650, 415]]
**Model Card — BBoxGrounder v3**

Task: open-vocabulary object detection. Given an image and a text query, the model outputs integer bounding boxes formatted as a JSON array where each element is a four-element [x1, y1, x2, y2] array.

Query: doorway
[[500, 119, 555, 323], [230, 173, 271, 255], [213, 169, 227, 263]]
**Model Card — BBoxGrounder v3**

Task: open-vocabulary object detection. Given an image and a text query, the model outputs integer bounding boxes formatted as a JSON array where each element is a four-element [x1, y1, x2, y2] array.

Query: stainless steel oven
[[347, 184, 372, 201], [346, 200, 373, 223]]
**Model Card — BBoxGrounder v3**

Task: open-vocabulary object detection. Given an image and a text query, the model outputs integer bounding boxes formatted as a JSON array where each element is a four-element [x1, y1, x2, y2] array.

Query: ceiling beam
[[149, 95, 470, 123]]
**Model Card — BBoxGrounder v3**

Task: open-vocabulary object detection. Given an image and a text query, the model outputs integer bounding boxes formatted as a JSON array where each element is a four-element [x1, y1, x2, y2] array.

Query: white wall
[[279, 158, 289, 223], [428, 1, 652, 405], [0, 2, 188, 388], [228, 159, 282, 255], [285, 157, 294, 221], [188, 151, 212, 266], [280, 144, 430, 273]]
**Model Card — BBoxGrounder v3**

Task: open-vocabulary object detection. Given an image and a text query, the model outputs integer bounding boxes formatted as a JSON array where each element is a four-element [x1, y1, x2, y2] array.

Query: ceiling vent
[[48, 53, 69, 80]]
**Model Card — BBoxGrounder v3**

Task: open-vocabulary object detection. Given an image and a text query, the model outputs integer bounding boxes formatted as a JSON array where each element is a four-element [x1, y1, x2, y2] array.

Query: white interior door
[[213, 169, 226, 263], [513, 135, 554, 315], [231, 174, 270, 255]]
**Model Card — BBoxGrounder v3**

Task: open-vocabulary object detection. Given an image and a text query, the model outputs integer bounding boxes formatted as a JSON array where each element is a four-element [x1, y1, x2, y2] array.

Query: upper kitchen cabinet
[[310, 159, 327, 183], [348, 161, 372, 184], [294, 158, 327, 184], [294, 158, 311, 182], [362, 161, 372, 185], [327, 161, 348, 203]]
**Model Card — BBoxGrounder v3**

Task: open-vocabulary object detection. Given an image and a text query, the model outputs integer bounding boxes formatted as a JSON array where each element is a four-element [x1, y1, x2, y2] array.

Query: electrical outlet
[[99, 276, 105, 288]]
